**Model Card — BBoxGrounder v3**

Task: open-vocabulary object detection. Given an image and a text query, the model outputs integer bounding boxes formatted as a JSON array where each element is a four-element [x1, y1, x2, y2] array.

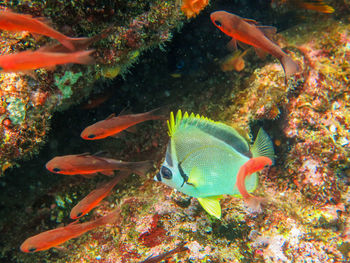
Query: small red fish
[[220, 49, 249, 72], [81, 108, 165, 140], [236, 156, 272, 212], [45, 152, 153, 177], [210, 11, 300, 79], [0, 10, 87, 51], [70, 171, 130, 219], [0, 49, 94, 72], [20, 209, 120, 253]]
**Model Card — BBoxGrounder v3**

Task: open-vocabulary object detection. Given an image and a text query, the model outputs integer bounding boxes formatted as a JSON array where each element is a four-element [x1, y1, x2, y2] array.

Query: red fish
[[236, 156, 272, 212], [20, 209, 120, 252], [81, 108, 165, 140], [0, 10, 87, 51], [46, 153, 153, 177], [210, 11, 300, 79], [0, 49, 94, 72], [70, 172, 130, 219]]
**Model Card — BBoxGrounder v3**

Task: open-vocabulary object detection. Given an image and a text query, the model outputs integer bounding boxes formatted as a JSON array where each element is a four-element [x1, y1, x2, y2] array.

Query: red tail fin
[[280, 55, 301, 79], [73, 50, 95, 65], [236, 157, 272, 212]]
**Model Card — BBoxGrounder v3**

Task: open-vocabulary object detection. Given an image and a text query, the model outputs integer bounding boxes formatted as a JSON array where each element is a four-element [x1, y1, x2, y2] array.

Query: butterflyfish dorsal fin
[[197, 196, 223, 219], [251, 128, 275, 164]]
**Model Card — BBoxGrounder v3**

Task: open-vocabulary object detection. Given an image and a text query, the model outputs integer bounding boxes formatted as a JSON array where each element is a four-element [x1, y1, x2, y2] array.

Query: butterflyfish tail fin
[[236, 157, 272, 213], [251, 128, 275, 164], [197, 196, 222, 219]]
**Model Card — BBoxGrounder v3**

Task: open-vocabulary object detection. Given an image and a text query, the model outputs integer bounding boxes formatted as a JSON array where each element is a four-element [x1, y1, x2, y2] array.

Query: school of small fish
[[0, 2, 331, 260]]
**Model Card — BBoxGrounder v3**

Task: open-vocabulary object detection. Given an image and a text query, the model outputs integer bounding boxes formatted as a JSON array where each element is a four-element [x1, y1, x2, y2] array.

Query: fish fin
[[73, 49, 95, 64], [280, 54, 301, 79], [105, 113, 116, 120], [53, 246, 67, 251], [254, 47, 268, 59], [109, 131, 126, 139], [236, 157, 272, 213], [125, 125, 138, 133], [92, 151, 109, 157], [251, 128, 275, 164], [226, 38, 237, 52], [68, 219, 80, 226], [243, 18, 259, 24], [197, 196, 222, 219], [100, 170, 115, 176], [256, 26, 277, 41], [81, 173, 98, 178], [187, 166, 202, 187], [77, 152, 91, 156], [95, 208, 121, 226], [118, 106, 132, 116], [129, 160, 154, 176], [237, 40, 251, 50], [145, 107, 168, 120]]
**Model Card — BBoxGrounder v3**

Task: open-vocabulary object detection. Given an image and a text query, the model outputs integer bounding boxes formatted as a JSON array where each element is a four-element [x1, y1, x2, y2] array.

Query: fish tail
[[236, 156, 272, 212], [129, 160, 154, 176], [280, 54, 301, 79], [94, 209, 121, 227], [146, 107, 168, 120], [57, 37, 76, 51], [73, 49, 95, 65]]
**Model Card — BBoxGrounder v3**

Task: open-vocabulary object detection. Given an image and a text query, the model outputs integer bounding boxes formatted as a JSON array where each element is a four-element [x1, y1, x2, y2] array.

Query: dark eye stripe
[[165, 144, 173, 167], [161, 166, 172, 179], [156, 172, 162, 182]]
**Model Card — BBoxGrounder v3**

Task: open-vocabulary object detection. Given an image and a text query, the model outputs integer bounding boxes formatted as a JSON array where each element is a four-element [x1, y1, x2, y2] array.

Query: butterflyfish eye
[[161, 166, 172, 179], [53, 167, 61, 172], [88, 134, 96, 139], [77, 212, 83, 217], [156, 172, 162, 181], [28, 247, 36, 252], [214, 20, 222, 27]]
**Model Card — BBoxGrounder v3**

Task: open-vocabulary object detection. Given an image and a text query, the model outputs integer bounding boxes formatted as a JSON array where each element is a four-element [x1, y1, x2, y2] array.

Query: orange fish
[[0, 10, 87, 51], [236, 156, 272, 212], [210, 11, 300, 79], [70, 172, 130, 219], [220, 49, 249, 72], [294, 0, 335, 13], [0, 49, 94, 72], [20, 209, 120, 252], [81, 108, 165, 140], [46, 152, 153, 177]]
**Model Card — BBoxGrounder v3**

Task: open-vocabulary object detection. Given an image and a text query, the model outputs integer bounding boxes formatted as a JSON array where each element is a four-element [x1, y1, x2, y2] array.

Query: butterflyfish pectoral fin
[[197, 196, 223, 219], [187, 166, 202, 187], [251, 128, 275, 164]]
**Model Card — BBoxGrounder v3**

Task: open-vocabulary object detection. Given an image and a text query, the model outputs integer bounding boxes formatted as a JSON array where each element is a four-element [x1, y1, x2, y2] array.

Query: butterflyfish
[[154, 110, 275, 219]]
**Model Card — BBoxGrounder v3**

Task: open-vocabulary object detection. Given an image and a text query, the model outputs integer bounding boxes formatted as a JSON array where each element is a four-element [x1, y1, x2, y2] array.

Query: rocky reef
[[0, 0, 350, 262], [0, 0, 185, 173]]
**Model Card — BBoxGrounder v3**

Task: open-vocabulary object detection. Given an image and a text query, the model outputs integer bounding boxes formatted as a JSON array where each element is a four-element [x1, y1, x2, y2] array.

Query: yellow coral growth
[[181, 0, 209, 18]]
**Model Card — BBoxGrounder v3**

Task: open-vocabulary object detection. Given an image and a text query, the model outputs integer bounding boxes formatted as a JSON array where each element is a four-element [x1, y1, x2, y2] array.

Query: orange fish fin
[[81, 173, 98, 178], [53, 246, 67, 251], [118, 106, 133, 116], [237, 40, 251, 50], [100, 170, 115, 176], [226, 38, 237, 52], [105, 113, 116, 120], [21, 70, 38, 80], [125, 125, 138, 134], [243, 18, 259, 24], [109, 131, 126, 139], [77, 152, 91, 156], [68, 219, 80, 226], [35, 16, 53, 26], [73, 49, 95, 64], [92, 151, 108, 157], [280, 54, 301, 79], [254, 47, 268, 59], [256, 26, 277, 41]]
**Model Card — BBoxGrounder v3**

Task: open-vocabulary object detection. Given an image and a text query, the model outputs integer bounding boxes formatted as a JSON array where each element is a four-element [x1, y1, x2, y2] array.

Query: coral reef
[[0, 0, 185, 173], [0, 1, 349, 262]]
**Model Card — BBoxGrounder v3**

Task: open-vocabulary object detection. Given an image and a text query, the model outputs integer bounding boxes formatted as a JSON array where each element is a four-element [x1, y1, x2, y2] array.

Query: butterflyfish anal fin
[[251, 128, 275, 164], [197, 196, 222, 219]]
